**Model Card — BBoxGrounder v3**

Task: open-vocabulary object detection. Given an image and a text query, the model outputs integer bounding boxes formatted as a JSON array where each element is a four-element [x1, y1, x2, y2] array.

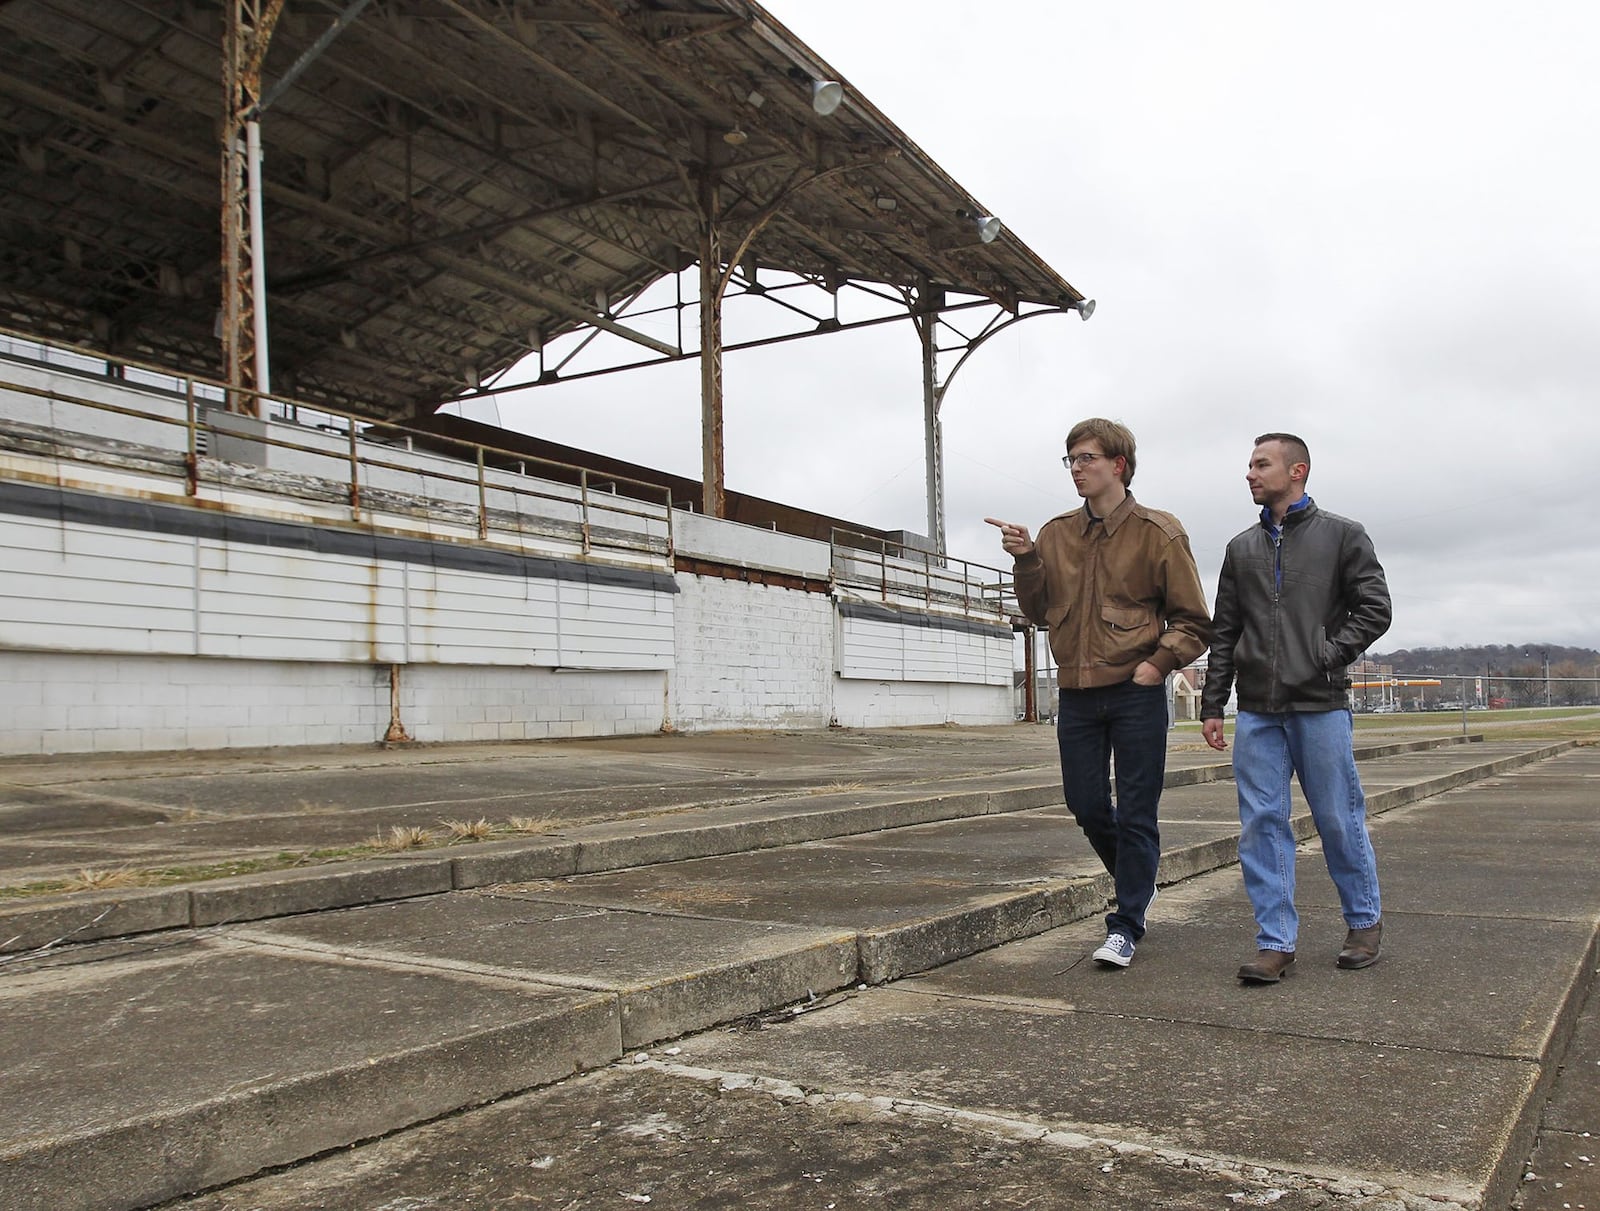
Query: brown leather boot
[[1337, 920, 1382, 969], [1237, 950, 1296, 983]]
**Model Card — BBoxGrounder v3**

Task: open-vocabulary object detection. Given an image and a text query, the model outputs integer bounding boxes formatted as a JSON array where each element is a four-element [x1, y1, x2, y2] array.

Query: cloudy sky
[[496, 2, 1600, 654]]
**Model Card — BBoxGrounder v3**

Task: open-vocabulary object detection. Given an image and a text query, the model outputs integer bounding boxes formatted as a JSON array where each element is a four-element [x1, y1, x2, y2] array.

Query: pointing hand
[[984, 517, 1035, 558]]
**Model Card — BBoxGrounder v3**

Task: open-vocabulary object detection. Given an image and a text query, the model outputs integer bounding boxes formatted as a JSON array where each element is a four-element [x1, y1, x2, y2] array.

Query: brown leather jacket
[[1013, 493, 1212, 689]]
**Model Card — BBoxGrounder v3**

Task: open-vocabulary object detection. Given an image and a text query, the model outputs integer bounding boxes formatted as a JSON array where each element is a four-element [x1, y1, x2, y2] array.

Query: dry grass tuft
[[369, 825, 433, 851], [63, 866, 145, 892], [442, 817, 493, 842], [506, 815, 553, 834], [809, 780, 866, 795]]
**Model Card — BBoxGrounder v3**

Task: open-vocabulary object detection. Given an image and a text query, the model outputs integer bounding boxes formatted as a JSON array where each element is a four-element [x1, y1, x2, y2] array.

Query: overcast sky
[[495, 2, 1600, 655]]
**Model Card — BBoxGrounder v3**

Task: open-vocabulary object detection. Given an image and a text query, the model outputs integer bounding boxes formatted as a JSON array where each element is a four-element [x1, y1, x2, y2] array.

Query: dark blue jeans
[[1056, 680, 1168, 941]]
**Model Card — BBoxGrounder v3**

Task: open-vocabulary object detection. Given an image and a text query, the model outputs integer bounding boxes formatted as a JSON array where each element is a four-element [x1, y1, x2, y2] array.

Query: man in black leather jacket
[[1200, 433, 1391, 984]]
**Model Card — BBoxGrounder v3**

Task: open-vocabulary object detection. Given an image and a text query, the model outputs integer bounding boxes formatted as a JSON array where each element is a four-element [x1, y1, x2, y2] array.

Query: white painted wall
[[0, 353, 1019, 754], [832, 678, 1014, 728], [0, 511, 673, 670], [671, 509, 831, 579], [0, 650, 389, 754], [398, 665, 665, 743], [835, 608, 1012, 686], [0, 651, 665, 754], [670, 574, 834, 730]]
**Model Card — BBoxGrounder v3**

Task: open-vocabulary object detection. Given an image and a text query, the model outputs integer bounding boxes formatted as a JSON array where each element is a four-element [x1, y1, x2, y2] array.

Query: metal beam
[[221, 0, 286, 413], [917, 293, 944, 554], [698, 168, 724, 518], [252, 0, 373, 118]]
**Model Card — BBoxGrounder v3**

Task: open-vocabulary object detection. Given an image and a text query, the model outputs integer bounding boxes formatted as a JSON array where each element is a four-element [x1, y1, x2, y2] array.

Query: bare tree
[[1507, 662, 1542, 707], [1553, 660, 1590, 706]]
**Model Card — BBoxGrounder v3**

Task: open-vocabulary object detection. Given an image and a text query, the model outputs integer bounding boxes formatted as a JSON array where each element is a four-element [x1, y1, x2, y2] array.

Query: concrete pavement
[[0, 728, 1594, 1210]]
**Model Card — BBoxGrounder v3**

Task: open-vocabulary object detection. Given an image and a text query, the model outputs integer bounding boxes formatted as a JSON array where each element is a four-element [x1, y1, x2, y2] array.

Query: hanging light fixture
[[954, 208, 1002, 244], [810, 78, 844, 115]]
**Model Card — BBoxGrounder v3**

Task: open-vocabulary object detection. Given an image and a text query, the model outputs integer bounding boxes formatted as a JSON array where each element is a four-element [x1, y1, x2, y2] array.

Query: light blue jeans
[[1233, 709, 1381, 953]]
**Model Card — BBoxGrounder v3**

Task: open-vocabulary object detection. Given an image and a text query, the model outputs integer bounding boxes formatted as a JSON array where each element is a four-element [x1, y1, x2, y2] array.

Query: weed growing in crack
[[506, 815, 553, 834], [369, 825, 432, 851], [442, 817, 493, 842], [63, 866, 145, 892]]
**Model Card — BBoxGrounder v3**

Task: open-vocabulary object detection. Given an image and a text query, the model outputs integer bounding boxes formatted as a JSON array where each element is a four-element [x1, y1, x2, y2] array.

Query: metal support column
[[916, 287, 946, 554], [1022, 624, 1037, 723], [220, 0, 284, 414], [698, 169, 725, 518]]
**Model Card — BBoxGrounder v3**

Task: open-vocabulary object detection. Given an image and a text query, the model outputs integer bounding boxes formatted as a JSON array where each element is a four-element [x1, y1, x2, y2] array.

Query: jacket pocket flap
[[1100, 604, 1152, 631]]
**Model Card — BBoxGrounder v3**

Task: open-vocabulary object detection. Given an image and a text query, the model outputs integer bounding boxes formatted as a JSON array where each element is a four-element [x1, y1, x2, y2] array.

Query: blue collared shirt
[[1261, 495, 1312, 589]]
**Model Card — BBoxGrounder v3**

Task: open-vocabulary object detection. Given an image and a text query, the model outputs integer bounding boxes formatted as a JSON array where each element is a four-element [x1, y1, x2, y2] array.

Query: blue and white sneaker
[[1092, 931, 1136, 968]]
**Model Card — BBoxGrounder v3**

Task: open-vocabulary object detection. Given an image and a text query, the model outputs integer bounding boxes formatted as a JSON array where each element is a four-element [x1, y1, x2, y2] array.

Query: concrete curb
[[1485, 921, 1600, 1211], [0, 733, 1505, 958], [189, 857, 457, 927], [0, 995, 622, 1211], [0, 886, 189, 953], [617, 934, 860, 1049], [858, 889, 1058, 986], [1362, 739, 1573, 818]]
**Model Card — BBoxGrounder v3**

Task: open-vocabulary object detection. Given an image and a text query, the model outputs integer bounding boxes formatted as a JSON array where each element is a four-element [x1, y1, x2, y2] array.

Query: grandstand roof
[[0, 0, 1086, 423]]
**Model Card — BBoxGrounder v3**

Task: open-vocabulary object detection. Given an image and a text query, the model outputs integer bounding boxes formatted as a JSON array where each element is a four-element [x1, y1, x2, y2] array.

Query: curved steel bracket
[[918, 303, 1074, 554], [933, 305, 1070, 411]]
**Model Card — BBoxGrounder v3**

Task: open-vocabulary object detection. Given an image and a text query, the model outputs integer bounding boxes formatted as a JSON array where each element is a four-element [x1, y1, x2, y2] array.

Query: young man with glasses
[[1200, 433, 1391, 984], [986, 418, 1211, 968]]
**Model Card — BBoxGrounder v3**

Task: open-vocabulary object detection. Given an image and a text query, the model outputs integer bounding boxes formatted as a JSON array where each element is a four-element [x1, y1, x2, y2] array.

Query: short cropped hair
[[1254, 431, 1311, 474], [1067, 417, 1137, 486]]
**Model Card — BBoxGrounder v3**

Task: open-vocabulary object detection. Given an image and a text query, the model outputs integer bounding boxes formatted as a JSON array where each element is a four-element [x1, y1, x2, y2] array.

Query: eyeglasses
[[1062, 452, 1104, 469]]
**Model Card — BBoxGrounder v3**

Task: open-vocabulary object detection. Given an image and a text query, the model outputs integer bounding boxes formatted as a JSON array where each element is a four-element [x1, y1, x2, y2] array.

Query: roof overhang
[[0, 0, 1088, 423]]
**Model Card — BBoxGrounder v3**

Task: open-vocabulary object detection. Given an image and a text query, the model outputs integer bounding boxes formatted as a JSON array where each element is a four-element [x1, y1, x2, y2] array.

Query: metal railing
[[828, 526, 1015, 617], [0, 328, 674, 562], [1014, 658, 1600, 731]]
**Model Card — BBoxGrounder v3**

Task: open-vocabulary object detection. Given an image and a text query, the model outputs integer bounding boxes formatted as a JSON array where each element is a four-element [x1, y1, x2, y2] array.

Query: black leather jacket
[[1200, 498, 1391, 716]]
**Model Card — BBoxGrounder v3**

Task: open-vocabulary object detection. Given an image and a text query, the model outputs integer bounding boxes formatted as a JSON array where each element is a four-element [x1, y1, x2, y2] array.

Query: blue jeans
[[1056, 680, 1168, 941], [1233, 709, 1382, 953]]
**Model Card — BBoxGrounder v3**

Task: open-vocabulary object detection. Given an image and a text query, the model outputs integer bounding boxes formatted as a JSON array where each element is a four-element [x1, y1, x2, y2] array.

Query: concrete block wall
[[0, 652, 669, 755], [0, 652, 390, 755], [669, 574, 833, 730], [832, 677, 1013, 729], [397, 665, 665, 742]]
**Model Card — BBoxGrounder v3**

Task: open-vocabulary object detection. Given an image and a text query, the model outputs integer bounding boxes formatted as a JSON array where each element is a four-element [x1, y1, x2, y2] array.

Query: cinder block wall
[[399, 665, 665, 742], [832, 677, 1013, 729], [0, 652, 390, 754], [669, 574, 833, 730], [0, 653, 672, 755]]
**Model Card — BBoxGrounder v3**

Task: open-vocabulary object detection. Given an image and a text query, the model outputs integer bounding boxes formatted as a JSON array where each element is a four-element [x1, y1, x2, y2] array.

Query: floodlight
[[955, 207, 1002, 244], [811, 79, 844, 115]]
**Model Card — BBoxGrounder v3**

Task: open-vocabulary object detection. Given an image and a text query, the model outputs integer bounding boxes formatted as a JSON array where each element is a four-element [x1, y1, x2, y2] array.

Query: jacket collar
[[1079, 490, 1138, 537], [1259, 494, 1315, 534]]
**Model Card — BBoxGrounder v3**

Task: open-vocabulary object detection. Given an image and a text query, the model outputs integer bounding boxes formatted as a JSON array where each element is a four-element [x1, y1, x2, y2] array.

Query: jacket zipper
[[1270, 526, 1283, 712]]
